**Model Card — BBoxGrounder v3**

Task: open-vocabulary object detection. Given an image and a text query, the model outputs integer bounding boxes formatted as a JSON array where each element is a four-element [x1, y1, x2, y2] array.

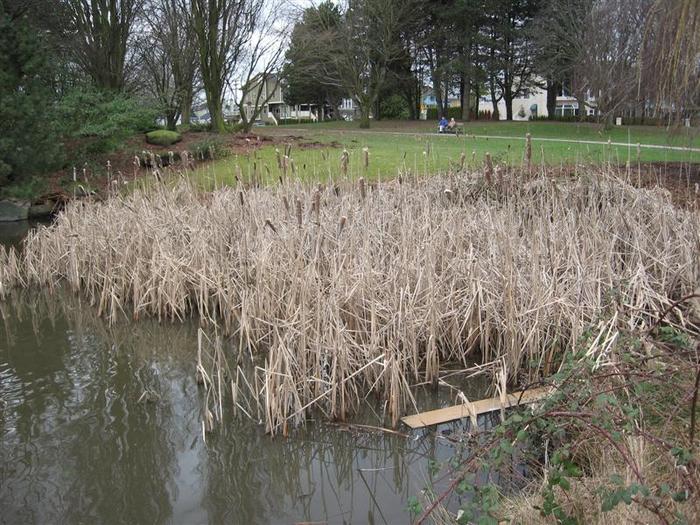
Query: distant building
[[477, 81, 597, 121], [338, 98, 359, 120], [241, 74, 341, 123], [422, 87, 460, 109]]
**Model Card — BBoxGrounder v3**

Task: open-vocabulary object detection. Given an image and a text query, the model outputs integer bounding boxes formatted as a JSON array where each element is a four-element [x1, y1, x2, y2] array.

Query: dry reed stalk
[[313, 190, 321, 224], [2, 168, 698, 432], [484, 153, 493, 184], [525, 133, 532, 176], [295, 197, 302, 227]]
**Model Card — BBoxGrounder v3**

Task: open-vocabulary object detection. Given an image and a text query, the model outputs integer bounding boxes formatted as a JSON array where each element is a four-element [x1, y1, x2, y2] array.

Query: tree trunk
[[461, 73, 471, 121], [472, 82, 480, 119], [166, 112, 178, 131], [546, 80, 559, 119], [489, 80, 500, 120], [180, 89, 193, 126], [442, 82, 449, 116], [434, 81, 444, 118], [460, 39, 473, 121], [208, 97, 225, 133], [504, 92, 513, 121], [359, 104, 371, 128]]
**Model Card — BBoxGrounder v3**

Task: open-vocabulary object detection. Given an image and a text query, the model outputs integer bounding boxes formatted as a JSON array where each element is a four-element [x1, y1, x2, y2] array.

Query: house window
[[556, 104, 577, 117]]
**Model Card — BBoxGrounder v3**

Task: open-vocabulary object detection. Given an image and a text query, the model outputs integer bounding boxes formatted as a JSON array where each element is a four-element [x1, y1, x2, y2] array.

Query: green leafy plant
[[0, 176, 47, 200], [413, 311, 699, 524], [57, 88, 157, 155], [145, 130, 182, 147], [380, 94, 410, 120], [191, 137, 229, 160], [0, 10, 63, 190]]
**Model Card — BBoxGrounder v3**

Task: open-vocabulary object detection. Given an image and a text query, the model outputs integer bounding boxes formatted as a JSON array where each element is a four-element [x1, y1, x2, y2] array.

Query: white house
[[478, 82, 597, 120], [241, 75, 348, 123]]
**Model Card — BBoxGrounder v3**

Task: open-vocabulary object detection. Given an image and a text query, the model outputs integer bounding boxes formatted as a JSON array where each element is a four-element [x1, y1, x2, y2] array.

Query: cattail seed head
[[340, 149, 349, 177]]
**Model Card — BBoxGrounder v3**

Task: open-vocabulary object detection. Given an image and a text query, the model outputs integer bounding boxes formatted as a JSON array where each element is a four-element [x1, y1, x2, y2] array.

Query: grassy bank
[[189, 121, 700, 189], [271, 119, 700, 147]]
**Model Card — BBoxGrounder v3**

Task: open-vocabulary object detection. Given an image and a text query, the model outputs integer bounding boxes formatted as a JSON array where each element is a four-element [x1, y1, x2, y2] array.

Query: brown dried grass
[[1, 168, 698, 433]]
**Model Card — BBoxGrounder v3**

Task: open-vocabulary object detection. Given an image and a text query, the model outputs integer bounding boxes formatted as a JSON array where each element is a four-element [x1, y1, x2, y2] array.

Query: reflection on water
[[0, 290, 491, 524], [0, 221, 40, 249]]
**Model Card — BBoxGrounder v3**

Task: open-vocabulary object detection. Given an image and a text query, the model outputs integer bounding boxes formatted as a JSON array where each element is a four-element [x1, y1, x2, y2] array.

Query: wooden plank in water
[[401, 387, 551, 429]]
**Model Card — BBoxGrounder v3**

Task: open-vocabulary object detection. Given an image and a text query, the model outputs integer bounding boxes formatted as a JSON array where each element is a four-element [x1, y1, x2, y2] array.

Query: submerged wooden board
[[401, 387, 551, 429]]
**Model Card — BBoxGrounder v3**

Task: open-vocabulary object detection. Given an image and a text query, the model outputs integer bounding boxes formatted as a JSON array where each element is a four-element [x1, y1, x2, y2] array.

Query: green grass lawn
[[190, 120, 700, 189], [274, 119, 700, 148]]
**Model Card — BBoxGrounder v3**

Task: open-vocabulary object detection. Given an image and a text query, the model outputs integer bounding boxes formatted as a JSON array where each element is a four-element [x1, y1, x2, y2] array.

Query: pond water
[[0, 225, 491, 525]]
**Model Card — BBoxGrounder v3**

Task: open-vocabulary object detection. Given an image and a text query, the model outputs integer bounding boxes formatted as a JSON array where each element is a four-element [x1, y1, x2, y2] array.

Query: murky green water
[[0, 225, 491, 525]]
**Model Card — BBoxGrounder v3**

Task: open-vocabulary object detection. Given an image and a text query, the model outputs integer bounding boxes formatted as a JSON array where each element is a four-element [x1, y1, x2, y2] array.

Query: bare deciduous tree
[[235, 0, 292, 132], [641, 0, 700, 120], [534, 0, 651, 122], [577, 0, 650, 121], [137, 31, 181, 129], [65, 0, 144, 91], [325, 0, 412, 128], [189, 0, 255, 133], [141, 0, 198, 127]]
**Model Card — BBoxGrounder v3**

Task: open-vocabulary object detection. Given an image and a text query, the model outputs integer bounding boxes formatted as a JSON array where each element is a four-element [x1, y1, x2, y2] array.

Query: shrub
[[187, 122, 211, 133], [530, 114, 600, 124], [191, 137, 229, 160], [146, 130, 182, 146], [426, 107, 462, 120], [0, 175, 47, 200], [380, 94, 410, 119], [57, 88, 158, 155], [225, 121, 246, 133], [277, 118, 316, 125]]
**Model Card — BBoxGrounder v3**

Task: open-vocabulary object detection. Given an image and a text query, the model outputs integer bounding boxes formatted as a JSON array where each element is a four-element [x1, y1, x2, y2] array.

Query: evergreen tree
[[0, 2, 61, 187], [282, 2, 345, 117]]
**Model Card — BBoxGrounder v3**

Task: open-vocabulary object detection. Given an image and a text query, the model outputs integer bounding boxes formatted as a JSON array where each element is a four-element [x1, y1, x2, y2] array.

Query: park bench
[[438, 123, 465, 135]]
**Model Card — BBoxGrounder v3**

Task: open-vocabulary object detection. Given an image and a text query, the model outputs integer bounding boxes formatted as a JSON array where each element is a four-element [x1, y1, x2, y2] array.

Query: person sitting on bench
[[438, 116, 448, 133], [447, 117, 457, 132]]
